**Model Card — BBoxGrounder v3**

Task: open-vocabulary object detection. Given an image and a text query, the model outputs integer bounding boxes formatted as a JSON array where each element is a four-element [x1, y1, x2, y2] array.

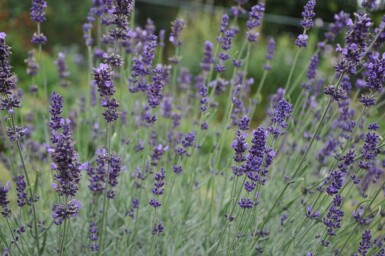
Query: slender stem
[[9, 111, 41, 254], [284, 48, 302, 93], [59, 199, 69, 256], [213, 175, 247, 255], [6, 218, 26, 256], [98, 122, 112, 255]]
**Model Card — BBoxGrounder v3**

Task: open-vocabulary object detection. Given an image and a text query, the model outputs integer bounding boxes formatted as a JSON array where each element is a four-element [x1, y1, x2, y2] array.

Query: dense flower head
[[182, 132, 196, 148], [247, 3, 265, 29], [269, 99, 293, 138], [31, 0, 47, 23], [368, 123, 380, 131], [232, 131, 248, 163], [238, 198, 254, 209], [335, 13, 372, 75], [238, 116, 250, 131], [107, 153, 122, 199], [92, 63, 119, 122], [323, 195, 344, 236], [169, 19, 185, 47], [324, 85, 348, 102], [0, 32, 16, 95], [359, 94, 376, 107], [300, 0, 316, 30], [1, 95, 22, 115], [359, 132, 380, 169], [49, 92, 64, 131], [295, 34, 308, 48], [249, 128, 267, 159], [16, 175, 27, 207], [52, 199, 82, 225], [31, 32, 47, 45], [0, 181, 11, 217], [363, 52, 385, 91], [149, 198, 161, 208], [6, 126, 29, 142], [246, 3, 265, 42], [50, 124, 82, 197], [148, 65, 165, 108], [223, 29, 236, 51], [357, 230, 372, 256], [326, 170, 344, 195]]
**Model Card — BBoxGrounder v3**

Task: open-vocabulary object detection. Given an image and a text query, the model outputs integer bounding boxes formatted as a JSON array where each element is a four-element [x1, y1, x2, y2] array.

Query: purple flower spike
[[31, 0, 47, 23], [357, 230, 372, 256], [0, 181, 11, 217], [92, 63, 119, 123], [16, 176, 27, 207], [169, 19, 185, 47], [323, 195, 344, 236], [0, 32, 16, 95], [300, 0, 316, 30]]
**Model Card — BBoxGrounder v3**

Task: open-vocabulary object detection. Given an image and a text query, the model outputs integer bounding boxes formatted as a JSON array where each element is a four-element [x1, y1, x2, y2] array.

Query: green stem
[[6, 218, 26, 256], [284, 48, 302, 94], [59, 199, 69, 256]]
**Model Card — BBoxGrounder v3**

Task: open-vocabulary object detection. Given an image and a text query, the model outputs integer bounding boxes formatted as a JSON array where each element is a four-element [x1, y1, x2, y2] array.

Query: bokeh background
[[0, 0, 384, 118]]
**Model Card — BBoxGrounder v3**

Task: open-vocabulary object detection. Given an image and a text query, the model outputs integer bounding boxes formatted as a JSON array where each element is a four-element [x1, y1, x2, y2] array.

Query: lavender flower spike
[[31, 0, 47, 23], [169, 19, 186, 47], [92, 63, 120, 122], [300, 0, 316, 30], [0, 181, 11, 217]]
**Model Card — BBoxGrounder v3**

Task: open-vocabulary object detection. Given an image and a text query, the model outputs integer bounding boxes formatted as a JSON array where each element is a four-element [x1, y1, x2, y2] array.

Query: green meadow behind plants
[[1, 0, 385, 255]]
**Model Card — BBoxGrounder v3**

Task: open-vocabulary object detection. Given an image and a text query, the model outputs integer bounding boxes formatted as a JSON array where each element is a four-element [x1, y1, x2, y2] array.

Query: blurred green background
[[0, 0, 360, 65]]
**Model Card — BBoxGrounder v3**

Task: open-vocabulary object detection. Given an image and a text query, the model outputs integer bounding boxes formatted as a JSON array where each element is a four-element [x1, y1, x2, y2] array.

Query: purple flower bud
[[238, 198, 254, 209], [295, 34, 308, 48], [52, 199, 82, 225]]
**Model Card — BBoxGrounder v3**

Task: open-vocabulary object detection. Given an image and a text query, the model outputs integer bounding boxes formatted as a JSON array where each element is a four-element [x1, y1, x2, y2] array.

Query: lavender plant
[[1, 0, 385, 255]]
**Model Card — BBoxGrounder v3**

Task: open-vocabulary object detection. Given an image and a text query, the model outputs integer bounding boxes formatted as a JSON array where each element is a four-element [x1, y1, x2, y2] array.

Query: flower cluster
[[87, 148, 122, 199], [52, 199, 82, 225], [30, 0, 47, 23], [149, 168, 165, 208], [92, 63, 120, 122], [323, 195, 344, 236], [246, 3, 265, 42], [0, 181, 11, 217], [295, 0, 316, 47], [335, 13, 372, 75]]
